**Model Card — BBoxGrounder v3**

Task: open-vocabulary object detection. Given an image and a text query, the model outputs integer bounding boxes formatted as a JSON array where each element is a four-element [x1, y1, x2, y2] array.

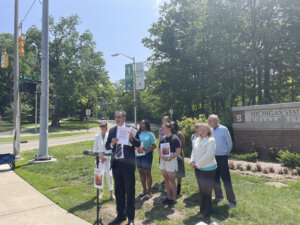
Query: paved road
[[0, 121, 160, 154]]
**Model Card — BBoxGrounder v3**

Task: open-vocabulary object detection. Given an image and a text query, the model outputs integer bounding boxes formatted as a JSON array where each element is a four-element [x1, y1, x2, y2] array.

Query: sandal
[[138, 192, 145, 197]]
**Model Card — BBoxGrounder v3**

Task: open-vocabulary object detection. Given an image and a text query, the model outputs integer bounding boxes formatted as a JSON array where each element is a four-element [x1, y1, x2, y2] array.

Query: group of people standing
[[94, 110, 236, 225]]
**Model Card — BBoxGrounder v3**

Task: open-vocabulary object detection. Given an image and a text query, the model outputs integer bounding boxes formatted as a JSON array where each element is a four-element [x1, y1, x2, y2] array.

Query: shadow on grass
[[142, 193, 176, 224], [68, 196, 111, 214], [182, 204, 229, 225], [183, 192, 201, 208]]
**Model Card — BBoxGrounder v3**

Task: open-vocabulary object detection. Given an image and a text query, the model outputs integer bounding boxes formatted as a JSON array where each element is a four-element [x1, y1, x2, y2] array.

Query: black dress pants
[[213, 155, 236, 203], [195, 169, 216, 217], [112, 160, 136, 220]]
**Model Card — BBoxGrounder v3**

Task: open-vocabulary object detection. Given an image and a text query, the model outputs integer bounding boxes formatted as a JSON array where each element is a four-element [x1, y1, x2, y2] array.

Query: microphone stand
[[83, 150, 103, 225], [94, 154, 103, 225]]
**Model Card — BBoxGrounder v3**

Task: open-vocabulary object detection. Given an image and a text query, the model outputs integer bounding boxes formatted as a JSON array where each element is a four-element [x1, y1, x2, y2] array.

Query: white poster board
[[160, 142, 171, 158]]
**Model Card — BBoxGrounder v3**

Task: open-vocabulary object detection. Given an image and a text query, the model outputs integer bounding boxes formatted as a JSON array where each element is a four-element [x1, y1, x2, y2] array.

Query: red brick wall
[[234, 129, 300, 160]]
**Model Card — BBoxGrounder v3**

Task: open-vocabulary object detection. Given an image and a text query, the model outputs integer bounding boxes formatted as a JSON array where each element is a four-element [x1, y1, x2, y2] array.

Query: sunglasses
[[99, 125, 106, 128]]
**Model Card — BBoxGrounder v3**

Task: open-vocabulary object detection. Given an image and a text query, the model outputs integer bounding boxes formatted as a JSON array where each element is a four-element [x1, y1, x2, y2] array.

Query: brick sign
[[232, 102, 300, 159]]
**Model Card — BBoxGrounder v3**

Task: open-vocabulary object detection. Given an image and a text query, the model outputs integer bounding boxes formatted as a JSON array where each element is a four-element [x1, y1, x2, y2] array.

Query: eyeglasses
[[99, 126, 106, 128], [115, 116, 124, 119]]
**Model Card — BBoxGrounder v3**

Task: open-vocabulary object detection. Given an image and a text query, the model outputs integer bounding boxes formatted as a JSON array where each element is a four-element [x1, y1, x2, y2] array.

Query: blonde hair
[[199, 123, 213, 137]]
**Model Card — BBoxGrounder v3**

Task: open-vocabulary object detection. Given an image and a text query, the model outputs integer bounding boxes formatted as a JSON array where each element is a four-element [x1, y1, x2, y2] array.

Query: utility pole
[[133, 57, 137, 127], [36, 0, 52, 160], [13, 0, 21, 159]]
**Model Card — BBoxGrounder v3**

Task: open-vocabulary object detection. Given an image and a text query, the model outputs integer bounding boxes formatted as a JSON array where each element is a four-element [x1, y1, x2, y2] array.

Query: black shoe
[[108, 216, 127, 225], [126, 219, 134, 225], [168, 199, 177, 205], [162, 198, 170, 204], [177, 183, 181, 196]]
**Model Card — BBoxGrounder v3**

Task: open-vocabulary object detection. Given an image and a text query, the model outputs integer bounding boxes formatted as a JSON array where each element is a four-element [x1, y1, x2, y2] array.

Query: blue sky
[[0, 0, 167, 82]]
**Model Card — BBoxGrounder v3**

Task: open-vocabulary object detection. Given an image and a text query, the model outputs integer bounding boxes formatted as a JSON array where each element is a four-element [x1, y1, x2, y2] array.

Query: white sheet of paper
[[130, 127, 137, 137], [117, 127, 131, 145]]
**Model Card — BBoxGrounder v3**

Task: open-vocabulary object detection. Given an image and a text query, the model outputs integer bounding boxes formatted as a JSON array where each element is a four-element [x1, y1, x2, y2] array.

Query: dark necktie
[[116, 143, 123, 158]]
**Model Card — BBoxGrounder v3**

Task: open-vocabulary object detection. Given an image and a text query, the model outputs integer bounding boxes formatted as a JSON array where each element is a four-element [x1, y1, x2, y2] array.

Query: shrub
[[236, 163, 242, 170], [178, 115, 207, 157], [277, 150, 300, 168], [296, 167, 300, 175], [263, 168, 269, 174], [278, 169, 284, 175], [256, 163, 262, 172], [283, 167, 289, 174], [228, 160, 235, 170], [251, 167, 257, 172], [230, 152, 258, 162], [239, 166, 244, 171], [246, 164, 252, 171], [269, 166, 275, 173], [292, 169, 298, 176]]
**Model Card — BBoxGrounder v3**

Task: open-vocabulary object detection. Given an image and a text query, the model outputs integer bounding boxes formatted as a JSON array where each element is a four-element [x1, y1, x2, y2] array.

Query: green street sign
[[125, 79, 133, 90], [125, 64, 133, 90], [20, 74, 39, 82]]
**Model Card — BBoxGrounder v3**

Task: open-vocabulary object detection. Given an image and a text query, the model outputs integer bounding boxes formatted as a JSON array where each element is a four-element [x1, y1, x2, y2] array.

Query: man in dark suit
[[106, 110, 140, 225]]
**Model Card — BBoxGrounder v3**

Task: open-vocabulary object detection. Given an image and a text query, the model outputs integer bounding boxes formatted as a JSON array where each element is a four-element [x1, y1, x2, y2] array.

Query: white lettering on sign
[[245, 108, 300, 122], [236, 114, 242, 122]]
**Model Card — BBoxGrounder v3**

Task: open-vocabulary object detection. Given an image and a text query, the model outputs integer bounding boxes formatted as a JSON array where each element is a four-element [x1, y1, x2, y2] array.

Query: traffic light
[[18, 35, 24, 56], [1, 49, 9, 68]]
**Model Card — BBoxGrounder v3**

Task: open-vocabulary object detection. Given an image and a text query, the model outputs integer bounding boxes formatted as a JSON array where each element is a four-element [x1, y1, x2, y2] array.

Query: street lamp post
[[111, 53, 137, 127]]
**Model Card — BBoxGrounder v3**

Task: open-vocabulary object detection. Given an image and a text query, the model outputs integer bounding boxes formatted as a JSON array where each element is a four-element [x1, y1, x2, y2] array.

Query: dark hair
[[170, 121, 179, 134], [138, 119, 152, 133]]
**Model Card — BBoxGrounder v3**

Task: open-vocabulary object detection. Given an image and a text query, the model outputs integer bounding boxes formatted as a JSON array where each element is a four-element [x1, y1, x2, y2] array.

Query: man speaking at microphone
[[106, 110, 140, 225]]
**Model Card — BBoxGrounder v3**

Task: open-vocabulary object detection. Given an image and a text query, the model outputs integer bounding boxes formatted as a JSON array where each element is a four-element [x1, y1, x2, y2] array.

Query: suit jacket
[[105, 124, 140, 170]]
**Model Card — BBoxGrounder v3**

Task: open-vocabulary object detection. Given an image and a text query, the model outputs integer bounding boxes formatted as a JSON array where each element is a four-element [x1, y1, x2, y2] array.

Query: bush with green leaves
[[277, 150, 300, 168], [178, 114, 207, 157], [230, 152, 258, 162]]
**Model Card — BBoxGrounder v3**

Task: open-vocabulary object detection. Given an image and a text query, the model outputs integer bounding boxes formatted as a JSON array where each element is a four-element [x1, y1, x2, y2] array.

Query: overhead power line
[[20, 0, 38, 24]]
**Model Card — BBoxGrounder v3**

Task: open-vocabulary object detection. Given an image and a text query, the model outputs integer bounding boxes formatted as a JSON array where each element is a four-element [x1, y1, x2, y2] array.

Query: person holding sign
[[136, 120, 156, 199], [159, 123, 181, 205], [105, 110, 140, 225], [93, 122, 114, 200]]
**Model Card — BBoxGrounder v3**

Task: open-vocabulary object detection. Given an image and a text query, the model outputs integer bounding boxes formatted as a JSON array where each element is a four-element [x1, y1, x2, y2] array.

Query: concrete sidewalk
[[0, 164, 91, 225]]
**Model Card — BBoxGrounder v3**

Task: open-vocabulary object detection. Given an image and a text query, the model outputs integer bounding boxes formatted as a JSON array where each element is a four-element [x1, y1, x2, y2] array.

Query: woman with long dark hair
[[136, 120, 156, 199]]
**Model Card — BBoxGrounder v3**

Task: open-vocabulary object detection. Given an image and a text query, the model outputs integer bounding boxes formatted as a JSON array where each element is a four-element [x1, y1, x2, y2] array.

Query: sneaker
[[168, 199, 176, 205], [110, 195, 115, 201], [162, 198, 170, 204], [99, 192, 104, 199], [228, 202, 236, 208], [212, 197, 224, 202], [138, 192, 145, 198], [144, 193, 152, 199]]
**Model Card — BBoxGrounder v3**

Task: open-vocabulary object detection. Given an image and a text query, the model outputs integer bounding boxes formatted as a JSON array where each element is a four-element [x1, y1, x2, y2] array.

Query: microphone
[[83, 150, 113, 156]]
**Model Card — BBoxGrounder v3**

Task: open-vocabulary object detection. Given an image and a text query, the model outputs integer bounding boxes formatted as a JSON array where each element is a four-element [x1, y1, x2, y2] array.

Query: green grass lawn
[[15, 140, 300, 225], [0, 132, 93, 143]]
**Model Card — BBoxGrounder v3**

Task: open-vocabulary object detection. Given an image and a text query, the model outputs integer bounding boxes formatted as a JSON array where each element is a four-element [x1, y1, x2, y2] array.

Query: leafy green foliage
[[231, 152, 259, 162], [277, 150, 300, 168], [177, 114, 207, 157]]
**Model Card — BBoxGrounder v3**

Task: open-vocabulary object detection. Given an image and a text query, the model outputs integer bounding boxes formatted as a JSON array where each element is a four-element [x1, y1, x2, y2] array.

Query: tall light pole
[[37, 0, 51, 160], [111, 53, 137, 127], [13, 0, 21, 159]]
